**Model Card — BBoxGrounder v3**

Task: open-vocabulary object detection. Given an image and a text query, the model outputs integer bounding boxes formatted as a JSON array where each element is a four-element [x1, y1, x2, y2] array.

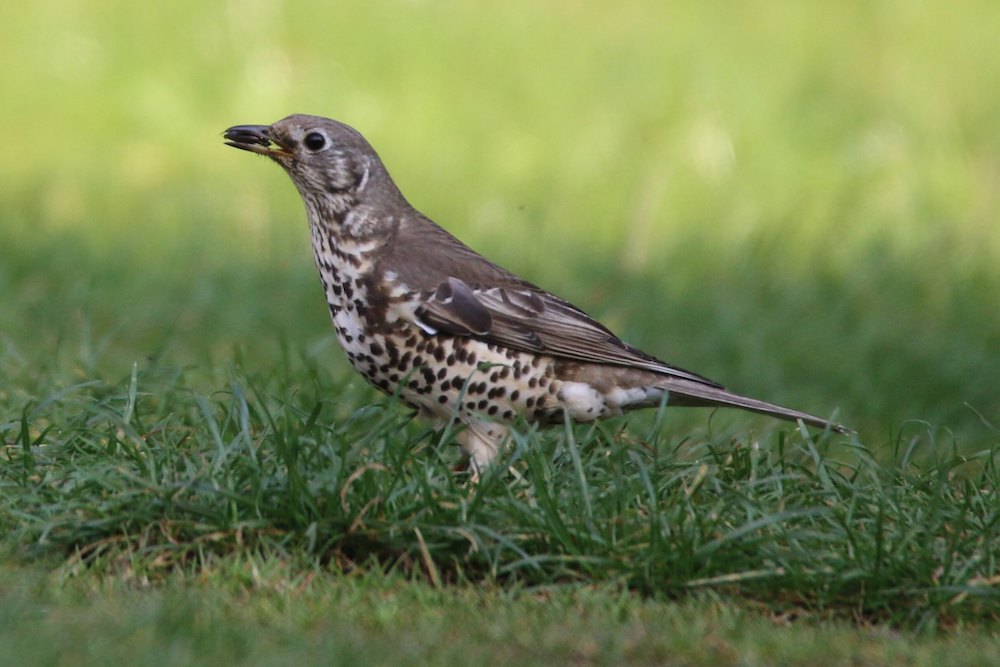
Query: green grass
[[3, 0, 1000, 663], [3, 357, 998, 631], [5, 563, 998, 667], [2, 564, 998, 667]]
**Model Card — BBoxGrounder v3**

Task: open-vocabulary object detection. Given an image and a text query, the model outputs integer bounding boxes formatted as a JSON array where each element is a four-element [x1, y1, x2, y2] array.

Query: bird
[[224, 114, 848, 473]]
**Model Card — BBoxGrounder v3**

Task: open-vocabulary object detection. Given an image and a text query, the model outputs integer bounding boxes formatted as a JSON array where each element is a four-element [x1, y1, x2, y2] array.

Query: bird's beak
[[223, 124, 291, 157]]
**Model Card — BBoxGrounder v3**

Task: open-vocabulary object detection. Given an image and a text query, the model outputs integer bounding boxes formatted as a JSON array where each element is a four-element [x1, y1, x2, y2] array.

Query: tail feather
[[660, 378, 851, 434]]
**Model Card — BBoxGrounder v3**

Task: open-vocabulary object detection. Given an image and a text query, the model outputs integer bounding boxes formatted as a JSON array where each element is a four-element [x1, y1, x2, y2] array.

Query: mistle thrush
[[224, 114, 848, 472]]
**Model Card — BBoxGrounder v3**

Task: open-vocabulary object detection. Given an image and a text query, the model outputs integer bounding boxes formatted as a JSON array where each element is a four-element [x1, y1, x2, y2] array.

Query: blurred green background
[[2, 0, 999, 448]]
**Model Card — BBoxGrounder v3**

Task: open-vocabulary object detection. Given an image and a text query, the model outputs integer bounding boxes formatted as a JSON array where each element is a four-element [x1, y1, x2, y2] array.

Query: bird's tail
[[659, 378, 851, 434]]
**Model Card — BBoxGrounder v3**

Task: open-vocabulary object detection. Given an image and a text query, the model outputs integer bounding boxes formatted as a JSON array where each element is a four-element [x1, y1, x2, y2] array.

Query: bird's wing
[[412, 276, 723, 387]]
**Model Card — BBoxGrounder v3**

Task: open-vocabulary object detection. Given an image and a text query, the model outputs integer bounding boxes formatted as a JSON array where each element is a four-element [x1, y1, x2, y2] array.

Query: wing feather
[[413, 278, 722, 387]]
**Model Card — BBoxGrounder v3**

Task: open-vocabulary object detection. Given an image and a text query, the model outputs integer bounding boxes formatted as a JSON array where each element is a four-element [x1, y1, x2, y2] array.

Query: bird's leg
[[456, 421, 510, 480]]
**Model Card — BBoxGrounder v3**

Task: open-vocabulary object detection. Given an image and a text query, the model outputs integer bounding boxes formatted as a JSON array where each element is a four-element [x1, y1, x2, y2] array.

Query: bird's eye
[[303, 132, 327, 151]]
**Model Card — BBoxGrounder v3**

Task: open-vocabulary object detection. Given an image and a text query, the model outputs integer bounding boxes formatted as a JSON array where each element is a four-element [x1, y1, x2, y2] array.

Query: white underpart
[[606, 385, 663, 410], [556, 381, 609, 420], [330, 311, 368, 364], [309, 231, 380, 360]]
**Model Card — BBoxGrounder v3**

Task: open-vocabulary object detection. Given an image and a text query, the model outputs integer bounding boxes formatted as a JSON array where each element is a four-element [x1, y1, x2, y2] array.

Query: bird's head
[[225, 114, 399, 217]]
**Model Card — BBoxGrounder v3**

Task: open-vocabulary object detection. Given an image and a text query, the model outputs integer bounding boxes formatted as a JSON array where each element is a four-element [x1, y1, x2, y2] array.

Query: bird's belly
[[330, 312, 651, 425]]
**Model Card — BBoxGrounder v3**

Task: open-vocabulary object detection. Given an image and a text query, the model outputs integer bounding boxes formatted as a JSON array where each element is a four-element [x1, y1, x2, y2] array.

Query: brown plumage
[[224, 114, 848, 472]]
